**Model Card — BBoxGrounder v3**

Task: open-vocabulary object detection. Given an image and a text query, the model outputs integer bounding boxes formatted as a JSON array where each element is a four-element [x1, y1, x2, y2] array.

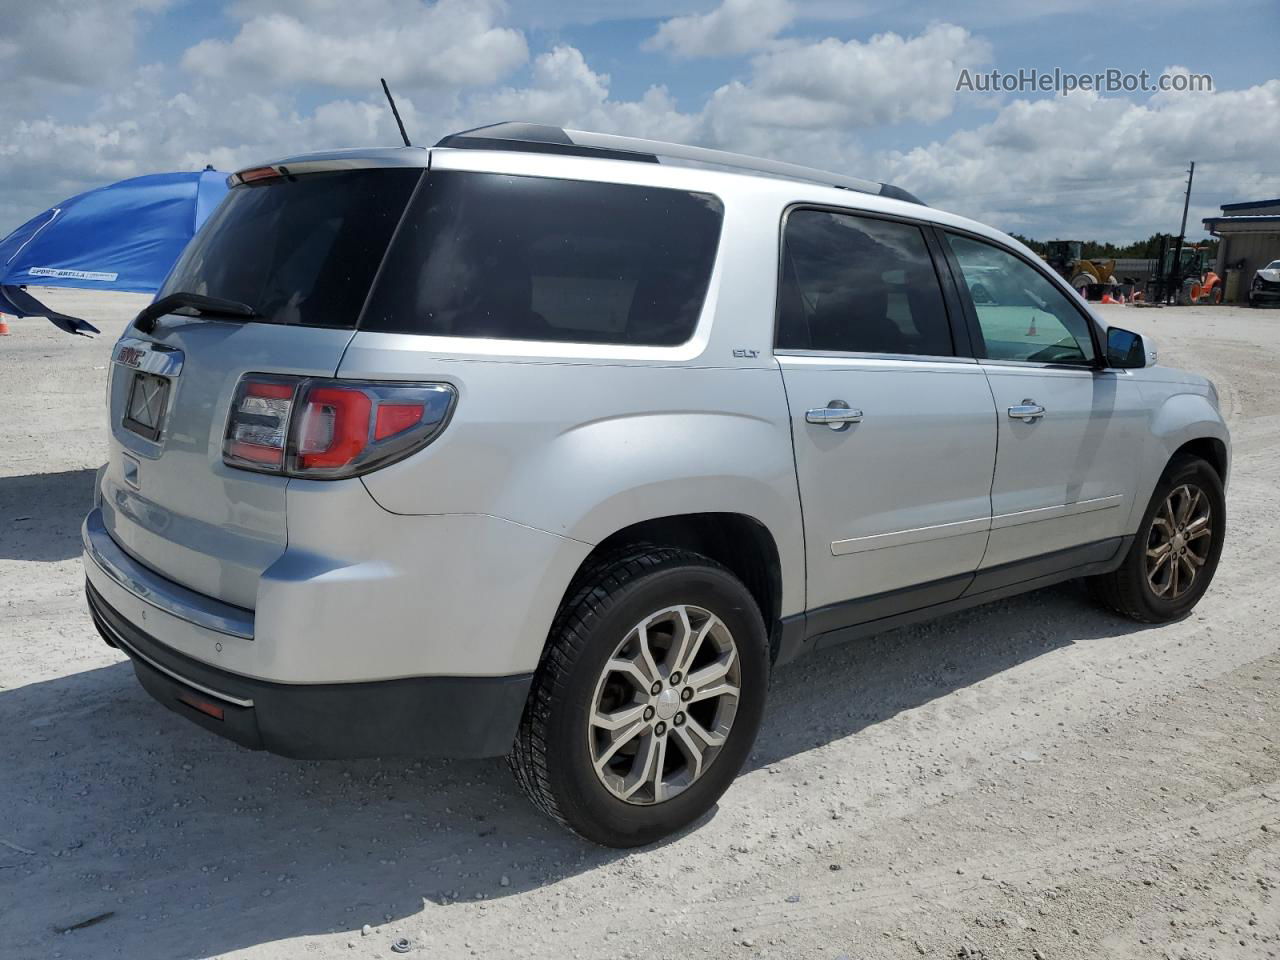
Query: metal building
[[1203, 199, 1280, 303]]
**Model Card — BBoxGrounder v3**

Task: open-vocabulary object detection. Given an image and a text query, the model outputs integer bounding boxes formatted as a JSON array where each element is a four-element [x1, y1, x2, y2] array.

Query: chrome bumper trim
[[93, 604, 255, 708], [82, 507, 255, 640]]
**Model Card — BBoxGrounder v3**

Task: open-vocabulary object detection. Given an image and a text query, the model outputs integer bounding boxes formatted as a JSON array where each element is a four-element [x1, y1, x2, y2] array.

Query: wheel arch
[[1170, 435, 1229, 484], [560, 512, 788, 661], [1127, 391, 1229, 533]]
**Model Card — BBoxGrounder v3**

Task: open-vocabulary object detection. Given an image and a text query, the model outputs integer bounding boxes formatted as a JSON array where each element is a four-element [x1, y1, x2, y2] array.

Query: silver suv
[[83, 123, 1229, 846]]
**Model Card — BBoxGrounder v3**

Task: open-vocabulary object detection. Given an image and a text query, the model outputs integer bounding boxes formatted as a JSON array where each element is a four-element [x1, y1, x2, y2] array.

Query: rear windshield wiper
[[134, 292, 260, 334]]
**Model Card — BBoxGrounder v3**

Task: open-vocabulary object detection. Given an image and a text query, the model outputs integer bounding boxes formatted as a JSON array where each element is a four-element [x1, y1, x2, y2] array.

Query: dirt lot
[[2, 292, 1278, 960]]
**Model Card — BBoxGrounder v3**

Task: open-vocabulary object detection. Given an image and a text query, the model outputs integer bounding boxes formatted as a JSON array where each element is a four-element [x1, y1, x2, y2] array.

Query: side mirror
[[1106, 326, 1147, 368]]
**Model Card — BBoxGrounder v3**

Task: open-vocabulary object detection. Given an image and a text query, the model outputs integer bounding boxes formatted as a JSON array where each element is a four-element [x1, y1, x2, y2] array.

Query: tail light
[[224, 375, 455, 479]]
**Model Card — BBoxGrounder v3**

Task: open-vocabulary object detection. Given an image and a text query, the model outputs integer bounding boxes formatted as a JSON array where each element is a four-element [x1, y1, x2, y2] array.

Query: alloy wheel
[[587, 604, 741, 805], [1146, 483, 1213, 600]]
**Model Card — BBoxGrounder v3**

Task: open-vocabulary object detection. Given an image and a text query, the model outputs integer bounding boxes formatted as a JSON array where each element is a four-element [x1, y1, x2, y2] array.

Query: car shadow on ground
[[0, 468, 97, 562], [1, 580, 1152, 958]]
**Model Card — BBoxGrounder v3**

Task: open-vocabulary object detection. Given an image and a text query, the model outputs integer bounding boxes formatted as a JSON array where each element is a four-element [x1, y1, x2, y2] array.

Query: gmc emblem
[[117, 346, 145, 368]]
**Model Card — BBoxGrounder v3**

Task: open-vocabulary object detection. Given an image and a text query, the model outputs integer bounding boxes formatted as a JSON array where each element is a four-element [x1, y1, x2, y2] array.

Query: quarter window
[[777, 210, 954, 357], [362, 171, 724, 346], [946, 234, 1096, 365]]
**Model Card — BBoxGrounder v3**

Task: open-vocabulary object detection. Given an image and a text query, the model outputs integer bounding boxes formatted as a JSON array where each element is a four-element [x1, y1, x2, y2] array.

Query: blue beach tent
[[0, 169, 228, 335]]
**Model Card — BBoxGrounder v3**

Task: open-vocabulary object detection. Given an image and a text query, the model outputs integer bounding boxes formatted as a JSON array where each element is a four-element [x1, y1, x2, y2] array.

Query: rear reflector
[[223, 375, 455, 479], [177, 692, 225, 721]]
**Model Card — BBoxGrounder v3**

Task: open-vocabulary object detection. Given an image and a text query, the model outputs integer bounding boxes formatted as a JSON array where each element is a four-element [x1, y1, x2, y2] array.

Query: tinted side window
[[161, 169, 421, 328], [946, 234, 1096, 365], [362, 171, 724, 346], [777, 210, 953, 356]]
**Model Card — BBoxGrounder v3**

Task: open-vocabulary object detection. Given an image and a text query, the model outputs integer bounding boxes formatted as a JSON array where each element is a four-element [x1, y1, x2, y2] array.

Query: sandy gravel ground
[[1, 291, 1278, 960]]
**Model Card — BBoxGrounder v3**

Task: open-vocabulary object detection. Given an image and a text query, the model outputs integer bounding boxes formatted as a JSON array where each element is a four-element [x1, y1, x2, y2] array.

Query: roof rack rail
[[434, 122, 924, 206]]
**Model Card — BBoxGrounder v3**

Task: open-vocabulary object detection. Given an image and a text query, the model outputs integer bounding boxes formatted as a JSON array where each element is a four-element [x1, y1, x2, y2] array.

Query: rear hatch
[[100, 164, 423, 609]]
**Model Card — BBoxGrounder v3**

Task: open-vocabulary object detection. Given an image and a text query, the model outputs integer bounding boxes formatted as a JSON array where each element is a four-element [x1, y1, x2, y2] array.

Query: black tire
[[509, 545, 769, 847], [1087, 456, 1225, 623]]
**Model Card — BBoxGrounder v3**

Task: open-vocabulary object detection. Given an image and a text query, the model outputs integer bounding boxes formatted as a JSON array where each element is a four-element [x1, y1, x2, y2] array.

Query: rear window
[[361, 171, 724, 346], [159, 168, 422, 328]]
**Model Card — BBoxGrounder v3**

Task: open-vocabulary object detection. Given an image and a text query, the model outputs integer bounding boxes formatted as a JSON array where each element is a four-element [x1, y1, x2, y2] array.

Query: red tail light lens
[[223, 376, 455, 479], [296, 386, 373, 470], [375, 403, 425, 440]]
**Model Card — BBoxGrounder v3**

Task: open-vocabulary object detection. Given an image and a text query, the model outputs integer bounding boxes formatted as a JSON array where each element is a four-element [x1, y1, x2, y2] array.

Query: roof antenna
[[380, 78, 411, 147]]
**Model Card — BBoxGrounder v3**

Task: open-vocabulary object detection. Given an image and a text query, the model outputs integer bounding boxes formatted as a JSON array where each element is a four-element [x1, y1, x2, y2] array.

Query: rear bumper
[[88, 582, 532, 759]]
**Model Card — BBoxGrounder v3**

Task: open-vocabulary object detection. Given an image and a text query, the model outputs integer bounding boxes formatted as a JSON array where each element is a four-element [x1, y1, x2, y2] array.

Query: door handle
[[1007, 399, 1046, 422], [806, 401, 863, 430]]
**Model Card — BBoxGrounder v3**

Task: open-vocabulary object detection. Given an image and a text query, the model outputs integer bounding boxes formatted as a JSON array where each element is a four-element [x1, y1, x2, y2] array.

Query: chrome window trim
[[981, 360, 1135, 379], [774, 348, 977, 365], [979, 357, 1096, 369]]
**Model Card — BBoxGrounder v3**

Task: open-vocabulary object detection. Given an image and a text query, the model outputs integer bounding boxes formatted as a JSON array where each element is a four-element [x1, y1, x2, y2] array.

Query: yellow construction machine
[[1044, 240, 1117, 298]]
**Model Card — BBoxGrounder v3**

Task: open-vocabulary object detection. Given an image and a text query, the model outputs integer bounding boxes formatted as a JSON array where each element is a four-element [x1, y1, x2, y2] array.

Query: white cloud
[[646, 0, 794, 58], [468, 46, 702, 143], [2, 6, 1276, 248], [467, 26, 988, 167], [706, 24, 991, 133], [0, 70, 427, 227], [181, 0, 527, 90], [0, 0, 169, 94], [885, 78, 1280, 240]]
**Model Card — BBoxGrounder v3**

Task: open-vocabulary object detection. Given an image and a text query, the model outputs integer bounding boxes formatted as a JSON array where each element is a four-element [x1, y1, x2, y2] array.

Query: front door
[[943, 232, 1145, 573], [775, 208, 998, 619]]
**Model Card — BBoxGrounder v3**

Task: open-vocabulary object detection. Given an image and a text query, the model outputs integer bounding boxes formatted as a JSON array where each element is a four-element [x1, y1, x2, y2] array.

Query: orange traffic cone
[[1100, 292, 1117, 304], [0, 314, 9, 336], [1025, 315, 1038, 337]]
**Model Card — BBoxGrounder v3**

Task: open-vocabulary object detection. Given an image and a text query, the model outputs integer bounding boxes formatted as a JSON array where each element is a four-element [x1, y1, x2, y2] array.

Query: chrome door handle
[[806, 401, 863, 430], [1007, 400, 1045, 422]]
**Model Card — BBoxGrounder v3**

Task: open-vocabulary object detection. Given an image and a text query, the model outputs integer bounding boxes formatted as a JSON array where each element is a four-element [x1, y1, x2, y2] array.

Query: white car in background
[[1251, 260, 1280, 306]]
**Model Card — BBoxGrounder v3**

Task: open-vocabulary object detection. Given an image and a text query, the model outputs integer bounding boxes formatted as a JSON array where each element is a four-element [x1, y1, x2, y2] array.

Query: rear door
[[100, 166, 422, 609], [942, 232, 1144, 575], [776, 208, 998, 624]]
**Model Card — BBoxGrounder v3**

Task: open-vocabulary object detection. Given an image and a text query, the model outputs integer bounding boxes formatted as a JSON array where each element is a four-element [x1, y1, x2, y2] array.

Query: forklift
[[1145, 237, 1222, 305]]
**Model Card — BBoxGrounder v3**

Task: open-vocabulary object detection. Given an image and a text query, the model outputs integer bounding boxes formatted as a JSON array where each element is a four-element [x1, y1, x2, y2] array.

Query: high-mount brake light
[[237, 166, 282, 184], [223, 376, 455, 479]]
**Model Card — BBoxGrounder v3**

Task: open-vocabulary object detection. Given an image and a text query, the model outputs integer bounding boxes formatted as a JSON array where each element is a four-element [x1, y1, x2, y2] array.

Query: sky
[[2, 0, 1278, 243]]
